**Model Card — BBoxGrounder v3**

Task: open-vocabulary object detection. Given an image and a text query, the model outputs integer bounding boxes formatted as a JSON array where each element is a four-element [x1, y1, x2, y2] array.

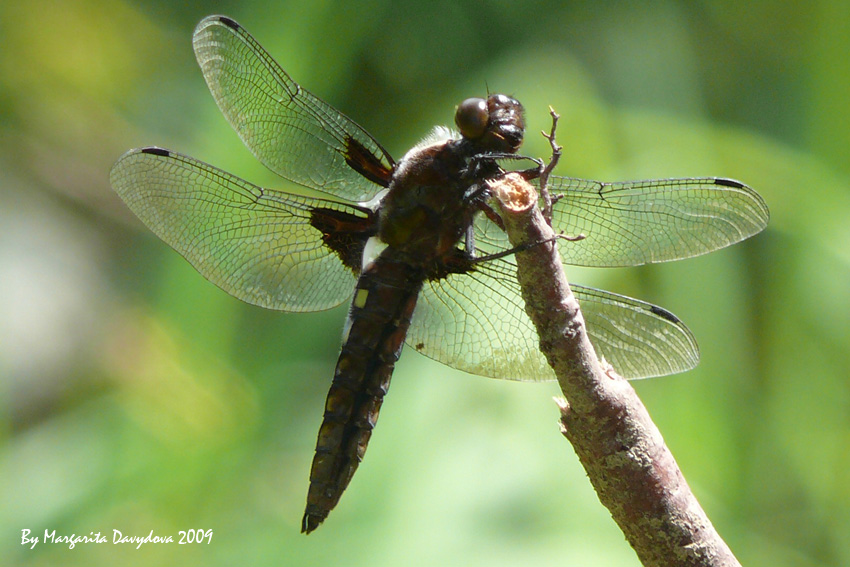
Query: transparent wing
[[407, 256, 699, 381], [409, 258, 551, 381], [573, 285, 699, 379], [192, 15, 394, 202], [475, 176, 769, 267], [110, 147, 368, 312]]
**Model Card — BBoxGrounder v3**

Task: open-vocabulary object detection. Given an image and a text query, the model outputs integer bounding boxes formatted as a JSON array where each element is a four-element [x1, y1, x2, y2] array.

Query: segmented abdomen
[[302, 253, 423, 533]]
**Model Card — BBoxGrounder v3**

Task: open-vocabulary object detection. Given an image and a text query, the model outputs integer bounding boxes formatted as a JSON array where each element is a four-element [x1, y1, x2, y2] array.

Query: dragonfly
[[110, 15, 769, 533]]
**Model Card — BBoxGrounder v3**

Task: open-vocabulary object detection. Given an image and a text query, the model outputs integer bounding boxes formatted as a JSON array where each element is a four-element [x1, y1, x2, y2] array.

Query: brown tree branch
[[489, 173, 741, 567]]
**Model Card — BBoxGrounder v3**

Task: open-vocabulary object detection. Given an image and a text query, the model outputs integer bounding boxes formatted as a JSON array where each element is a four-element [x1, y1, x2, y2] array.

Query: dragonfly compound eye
[[455, 97, 489, 140]]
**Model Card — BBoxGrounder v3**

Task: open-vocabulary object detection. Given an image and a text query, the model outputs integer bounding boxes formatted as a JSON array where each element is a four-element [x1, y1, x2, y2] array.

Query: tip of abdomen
[[301, 510, 324, 534]]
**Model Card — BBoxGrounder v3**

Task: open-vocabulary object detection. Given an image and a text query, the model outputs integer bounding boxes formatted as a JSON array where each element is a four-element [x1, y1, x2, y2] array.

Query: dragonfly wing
[[409, 256, 553, 381], [110, 147, 374, 312], [408, 255, 699, 381], [193, 15, 394, 202], [571, 284, 699, 379], [546, 176, 769, 267]]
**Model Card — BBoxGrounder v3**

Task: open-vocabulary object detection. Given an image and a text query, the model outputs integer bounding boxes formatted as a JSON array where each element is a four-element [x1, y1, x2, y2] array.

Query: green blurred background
[[2, 1, 848, 565]]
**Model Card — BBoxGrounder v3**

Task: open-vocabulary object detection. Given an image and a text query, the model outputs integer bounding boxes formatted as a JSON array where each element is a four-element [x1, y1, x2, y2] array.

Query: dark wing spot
[[140, 147, 170, 157], [343, 137, 393, 188], [218, 16, 240, 30], [309, 206, 378, 275], [425, 248, 475, 281], [714, 178, 745, 189], [650, 304, 681, 324], [415, 343, 425, 350]]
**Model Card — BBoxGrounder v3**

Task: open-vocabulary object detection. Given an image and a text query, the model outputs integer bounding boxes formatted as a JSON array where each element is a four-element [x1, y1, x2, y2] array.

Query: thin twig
[[538, 106, 562, 225], [489, 173, 741, 567]]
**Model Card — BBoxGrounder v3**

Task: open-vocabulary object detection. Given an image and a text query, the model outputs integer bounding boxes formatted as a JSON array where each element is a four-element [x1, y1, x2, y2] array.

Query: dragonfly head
[[455, 94, 525, 154]]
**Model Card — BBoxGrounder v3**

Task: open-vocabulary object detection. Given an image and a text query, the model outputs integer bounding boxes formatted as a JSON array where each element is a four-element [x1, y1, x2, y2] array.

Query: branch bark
[[489, 173, 741, 567]]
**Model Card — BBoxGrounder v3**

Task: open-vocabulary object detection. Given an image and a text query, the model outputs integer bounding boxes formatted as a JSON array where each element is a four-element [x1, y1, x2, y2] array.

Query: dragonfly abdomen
[[302, 252, 424, 533]]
